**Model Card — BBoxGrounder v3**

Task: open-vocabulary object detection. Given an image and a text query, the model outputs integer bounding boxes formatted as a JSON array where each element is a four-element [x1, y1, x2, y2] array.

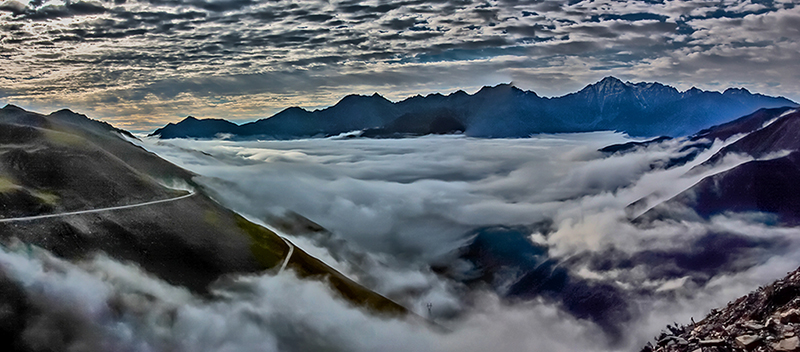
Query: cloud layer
[[1, 0, 799, 131], [110, 132, 800, 350]]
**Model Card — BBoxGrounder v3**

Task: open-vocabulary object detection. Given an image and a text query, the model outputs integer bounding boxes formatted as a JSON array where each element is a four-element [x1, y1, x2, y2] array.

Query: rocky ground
[[644, 268, 800, 352]]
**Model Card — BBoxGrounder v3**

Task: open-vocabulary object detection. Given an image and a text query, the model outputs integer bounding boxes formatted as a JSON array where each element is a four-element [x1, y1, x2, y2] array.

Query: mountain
[[599, 136, 673, 154], [436, 224, 632, 339], [642, 151, 800, 225], [150, 116, 239, 139], [239, 93, 400, 138], [0, 104, 407, 332], [361, 108, 466, 137], [150, 77, 797, 139], [154, 93, 402, 139], [636, 108, 800, 225], [643, 266, 800, 352], [709, 109, 800, 160], [692, 106, 796, 142]]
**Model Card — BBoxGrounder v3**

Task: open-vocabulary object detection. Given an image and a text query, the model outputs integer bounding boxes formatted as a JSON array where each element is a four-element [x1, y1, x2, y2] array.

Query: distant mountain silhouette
[[150, 77, 797, 139], [153, 116, 239, 139]]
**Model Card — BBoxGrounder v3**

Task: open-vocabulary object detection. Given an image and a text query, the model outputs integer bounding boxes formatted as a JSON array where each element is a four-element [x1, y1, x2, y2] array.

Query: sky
[[1, 0, 799, 132]]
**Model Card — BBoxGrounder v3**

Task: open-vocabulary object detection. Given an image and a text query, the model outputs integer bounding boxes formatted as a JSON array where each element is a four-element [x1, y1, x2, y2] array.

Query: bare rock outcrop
[[644, 268, 800, 352]]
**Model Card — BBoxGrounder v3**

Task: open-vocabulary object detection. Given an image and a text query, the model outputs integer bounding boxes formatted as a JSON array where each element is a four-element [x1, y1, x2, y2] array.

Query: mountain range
[[4, 94, 800, 350], [151, 77, 797, 139]]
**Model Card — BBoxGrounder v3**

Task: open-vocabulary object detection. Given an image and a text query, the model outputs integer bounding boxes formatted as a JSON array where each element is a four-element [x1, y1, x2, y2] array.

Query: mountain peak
[[2, 104, 26, 112], [48, 108, 90, 121], [723, 87, 752, 95], [475, 83, 527, 97], [338, 92, 391, 104], [149, 78, 795, 139], [684, 87, 704, 96], [151, 115, 240, 138], [49, 108, 83, 117], [595, 76, 627, 88], [478, 82, 513, 90], [277, 106, 310, 115], [600, 76, 624, 84], [575, 76, 630, 97]]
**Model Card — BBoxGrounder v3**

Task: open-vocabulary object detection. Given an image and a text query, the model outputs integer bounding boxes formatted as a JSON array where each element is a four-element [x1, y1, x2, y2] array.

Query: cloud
[[1, 0, 799, 129], [17, 1, 108, 20], [120, 131, 800, 349], [0, 237, 616, 352]]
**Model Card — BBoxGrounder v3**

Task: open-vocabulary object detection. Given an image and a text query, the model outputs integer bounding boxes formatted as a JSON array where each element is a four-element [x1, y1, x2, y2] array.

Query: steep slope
[[0, 105, 406, 315], [637, 109, 800, 225], [599, 136, 673, 154], [149, 77, 797, 139], [439, 225, 632, 339], [640, 152, 800, 225], [643, 267, 800, 352], [712, 109, 800, 159], [692, 107, 796, 142]]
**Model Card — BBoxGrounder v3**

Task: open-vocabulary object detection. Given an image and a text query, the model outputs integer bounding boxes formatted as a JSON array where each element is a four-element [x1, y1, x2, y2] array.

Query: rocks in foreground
[[644, 268, 800, 352]]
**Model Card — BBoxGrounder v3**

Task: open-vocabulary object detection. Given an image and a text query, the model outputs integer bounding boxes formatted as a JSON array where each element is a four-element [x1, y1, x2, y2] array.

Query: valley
[[2, 101, 800, 351]]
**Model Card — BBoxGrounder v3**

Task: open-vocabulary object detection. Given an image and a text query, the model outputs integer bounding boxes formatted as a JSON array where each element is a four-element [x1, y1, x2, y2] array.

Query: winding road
[[0, 189, 297, 273], [0, 191, 196, 223], [278, 237, 294, 273]]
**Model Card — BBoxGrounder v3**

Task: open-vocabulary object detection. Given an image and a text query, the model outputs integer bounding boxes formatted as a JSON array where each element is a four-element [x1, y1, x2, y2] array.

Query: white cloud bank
[[3, 132, 800, 351]]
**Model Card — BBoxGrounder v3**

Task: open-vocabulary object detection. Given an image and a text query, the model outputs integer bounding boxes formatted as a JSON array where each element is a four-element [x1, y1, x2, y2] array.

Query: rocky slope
[[643, 267, 800, 352]]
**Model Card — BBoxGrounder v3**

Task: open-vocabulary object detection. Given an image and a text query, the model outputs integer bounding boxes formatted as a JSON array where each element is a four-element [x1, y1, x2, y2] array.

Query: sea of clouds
[[3, 132, 800, 351]]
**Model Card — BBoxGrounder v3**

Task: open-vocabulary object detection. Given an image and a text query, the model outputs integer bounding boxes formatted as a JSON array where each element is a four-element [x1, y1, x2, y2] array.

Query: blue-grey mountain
[[635, 107, 800, 226], [151, 77, 797, 139]]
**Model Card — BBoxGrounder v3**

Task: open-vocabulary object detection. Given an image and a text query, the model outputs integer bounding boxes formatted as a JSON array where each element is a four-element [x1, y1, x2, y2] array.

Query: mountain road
[[0, 191, 196, 223]]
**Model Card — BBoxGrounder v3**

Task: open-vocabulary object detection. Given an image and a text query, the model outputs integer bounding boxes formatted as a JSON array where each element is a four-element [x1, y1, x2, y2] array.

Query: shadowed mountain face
[[448, 106, 800, 341], [151, 77, 797, 140], [642, 152, 800, 226], [692, 106, 796, 142], [149, 116, 240, 139], [599, 136, 673, 154], [637, 108, 800, 225], [445, 225, 632, 339], [0, 104, 406, 331], [712, 109, 800, 159], [361, 108, 466, 137]]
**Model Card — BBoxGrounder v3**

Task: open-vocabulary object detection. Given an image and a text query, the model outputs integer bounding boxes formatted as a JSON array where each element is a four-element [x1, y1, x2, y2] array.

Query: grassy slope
[[0, 106, 406, 316]]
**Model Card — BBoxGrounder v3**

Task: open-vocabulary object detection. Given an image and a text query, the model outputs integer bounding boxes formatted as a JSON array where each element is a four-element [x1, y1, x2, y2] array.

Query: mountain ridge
[[633, 108, 800, 227], [149, 77, 798, 139], [0, 105, 408, 320]]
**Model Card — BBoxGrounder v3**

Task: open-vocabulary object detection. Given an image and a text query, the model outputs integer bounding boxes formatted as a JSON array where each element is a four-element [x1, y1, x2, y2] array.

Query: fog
[[0, 239, 606, 352], [3, 132, 800, 351]]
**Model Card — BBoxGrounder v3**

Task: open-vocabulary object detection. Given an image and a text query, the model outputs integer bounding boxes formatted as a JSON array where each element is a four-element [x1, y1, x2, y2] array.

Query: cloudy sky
[[1, 0, 799, 132]]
